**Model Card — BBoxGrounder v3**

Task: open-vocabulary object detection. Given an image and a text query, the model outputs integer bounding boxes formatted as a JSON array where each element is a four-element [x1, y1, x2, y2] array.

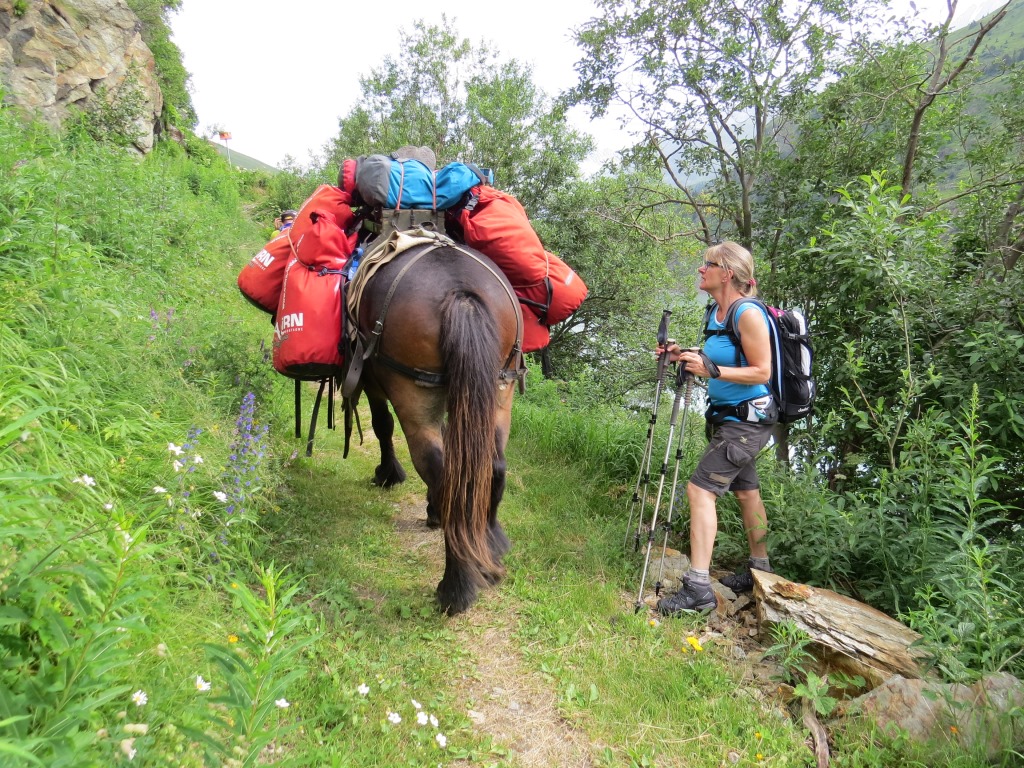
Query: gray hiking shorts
[[690, 421, 774, 497]]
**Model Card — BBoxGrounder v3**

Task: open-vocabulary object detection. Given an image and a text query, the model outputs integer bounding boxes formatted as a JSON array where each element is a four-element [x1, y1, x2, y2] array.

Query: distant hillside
[[207, 140, 280, 173], [964, 0, 1024, 76]]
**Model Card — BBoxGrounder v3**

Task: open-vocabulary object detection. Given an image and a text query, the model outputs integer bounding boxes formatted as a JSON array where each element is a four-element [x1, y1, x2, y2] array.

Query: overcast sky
[[169, 0, 615, 170], [169, 0, 1001, 173]]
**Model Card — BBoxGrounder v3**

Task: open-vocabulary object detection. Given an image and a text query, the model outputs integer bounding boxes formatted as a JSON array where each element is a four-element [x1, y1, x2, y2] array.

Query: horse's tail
[[437, 289, 503, 597]]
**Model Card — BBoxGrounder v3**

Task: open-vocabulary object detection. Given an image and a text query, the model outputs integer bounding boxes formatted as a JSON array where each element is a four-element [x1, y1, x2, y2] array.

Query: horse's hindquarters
[[355, 243, 521, 614]]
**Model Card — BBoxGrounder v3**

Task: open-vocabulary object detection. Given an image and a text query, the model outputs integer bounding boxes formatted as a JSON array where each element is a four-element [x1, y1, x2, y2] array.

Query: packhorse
[[344, 235, 525, 614]]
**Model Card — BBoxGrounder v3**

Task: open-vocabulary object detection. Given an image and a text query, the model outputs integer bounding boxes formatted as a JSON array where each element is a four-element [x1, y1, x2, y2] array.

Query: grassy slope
[[207, 140, 281, 173]]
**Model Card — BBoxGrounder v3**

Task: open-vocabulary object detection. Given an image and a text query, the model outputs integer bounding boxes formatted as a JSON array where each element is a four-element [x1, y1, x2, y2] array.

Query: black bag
[[703, 298, 815, 424]]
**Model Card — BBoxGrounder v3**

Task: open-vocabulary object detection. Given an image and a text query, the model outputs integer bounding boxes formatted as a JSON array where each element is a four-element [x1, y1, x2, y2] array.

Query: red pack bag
[[237, 233, 294, 314], [337, 158, 359, 199], [272, 258, 345, 380], [515, 251, 588, 327], [294, 209, 352, 269], [456, 186, 548, 287], [290, 185, 359, 248], [520, 306, 551, 353]]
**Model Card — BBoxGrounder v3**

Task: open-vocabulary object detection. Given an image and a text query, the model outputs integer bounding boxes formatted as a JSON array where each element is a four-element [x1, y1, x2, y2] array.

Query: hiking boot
[[719, 560, 772, 593], [657, 576, 718, 616]]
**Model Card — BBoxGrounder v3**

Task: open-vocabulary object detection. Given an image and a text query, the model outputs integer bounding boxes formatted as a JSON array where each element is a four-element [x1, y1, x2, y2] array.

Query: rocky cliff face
[[0, 0, 162, 152]]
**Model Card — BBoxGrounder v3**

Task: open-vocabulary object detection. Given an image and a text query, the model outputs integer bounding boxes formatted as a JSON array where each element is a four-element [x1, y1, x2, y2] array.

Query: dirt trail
[[393, 498, 596, 768]]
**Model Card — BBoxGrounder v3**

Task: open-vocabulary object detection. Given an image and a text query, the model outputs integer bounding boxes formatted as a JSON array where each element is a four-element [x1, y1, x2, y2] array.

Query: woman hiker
[[655, 241, 777, 615]]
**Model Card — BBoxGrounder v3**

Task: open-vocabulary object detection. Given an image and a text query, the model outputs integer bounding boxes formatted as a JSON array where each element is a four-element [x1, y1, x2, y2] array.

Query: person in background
[[267, 209, 297, 241], [655, 240, 778, 615], [278, 209, 297, 231]]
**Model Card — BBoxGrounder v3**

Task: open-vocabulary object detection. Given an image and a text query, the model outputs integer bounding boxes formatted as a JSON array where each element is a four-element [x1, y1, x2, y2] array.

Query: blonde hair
[[705, 241, 757, 297]]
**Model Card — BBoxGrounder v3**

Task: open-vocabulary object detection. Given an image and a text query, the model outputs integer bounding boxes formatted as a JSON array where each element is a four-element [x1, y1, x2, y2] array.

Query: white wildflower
[[193, 455, 204, 464], [411, 699, 422, 710], [73, 474, 96, 487], [152, 486, 167, 494], [213, 491, 228, 503], [168, 442, 184, 455], [195, 675, 211, 692], [172, 460, 184, 473], [104, 502, 114, 511], [275, 698, 290, 708], [429, 714, 438, 728], [119, 738, 136, 760], [416, 711, 429, 726], [435, 733, 447, 748], [357, 683, 369, 696], [131, 690, 147, 707], [387, 711, 401, 724]]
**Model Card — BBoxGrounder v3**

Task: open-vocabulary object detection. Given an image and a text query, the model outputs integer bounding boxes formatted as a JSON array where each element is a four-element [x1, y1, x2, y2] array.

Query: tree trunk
[[540, 347, 553, 378]]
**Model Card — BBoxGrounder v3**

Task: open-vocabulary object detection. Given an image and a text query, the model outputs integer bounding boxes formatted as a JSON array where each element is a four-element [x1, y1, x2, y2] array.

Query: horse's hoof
[[425, 516, 442, 529], [372, 463, 407, 488], [436, 579, 476, 615]]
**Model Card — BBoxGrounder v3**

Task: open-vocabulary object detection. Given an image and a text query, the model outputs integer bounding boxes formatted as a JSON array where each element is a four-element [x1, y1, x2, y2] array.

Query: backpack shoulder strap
[[723, 297, 769, 341], [723, 297, 771, 368], [701, 301, 717, 340]]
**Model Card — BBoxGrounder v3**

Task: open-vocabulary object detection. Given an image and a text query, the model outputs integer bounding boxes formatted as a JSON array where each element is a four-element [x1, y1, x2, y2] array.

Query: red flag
[[218, 131, 232, 140]]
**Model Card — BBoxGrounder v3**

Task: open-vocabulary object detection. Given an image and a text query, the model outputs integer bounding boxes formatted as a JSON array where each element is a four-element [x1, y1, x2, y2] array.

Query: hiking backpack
[[703, 298, 815, 424]]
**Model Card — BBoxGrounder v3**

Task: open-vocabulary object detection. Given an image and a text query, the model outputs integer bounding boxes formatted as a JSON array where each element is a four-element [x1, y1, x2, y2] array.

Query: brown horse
[[345, 235, 524, 614]]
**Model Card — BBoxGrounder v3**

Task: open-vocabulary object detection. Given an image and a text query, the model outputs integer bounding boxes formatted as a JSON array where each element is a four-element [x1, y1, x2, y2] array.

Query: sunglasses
[[699, 261, 726, 270]]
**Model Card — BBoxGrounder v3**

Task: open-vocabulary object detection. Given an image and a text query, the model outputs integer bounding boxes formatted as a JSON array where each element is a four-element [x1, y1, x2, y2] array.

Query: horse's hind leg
[[485, 395, 514, 581], [367, 393, 406, 488], [403, 428, 444, 529]]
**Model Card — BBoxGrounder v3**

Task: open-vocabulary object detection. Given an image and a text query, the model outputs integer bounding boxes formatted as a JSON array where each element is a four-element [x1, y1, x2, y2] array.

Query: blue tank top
[[704, 302, 771, 407]]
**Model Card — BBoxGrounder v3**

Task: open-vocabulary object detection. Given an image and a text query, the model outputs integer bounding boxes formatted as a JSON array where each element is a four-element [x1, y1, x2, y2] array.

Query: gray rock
[[848, 672, 1024, 759], [1, 0, 162, 152]]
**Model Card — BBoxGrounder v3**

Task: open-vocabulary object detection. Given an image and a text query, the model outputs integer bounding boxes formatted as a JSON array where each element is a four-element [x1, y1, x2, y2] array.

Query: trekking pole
[[653, 368, 696, 598], [624, 310, 672, 551], [634, 360, 693, 613]]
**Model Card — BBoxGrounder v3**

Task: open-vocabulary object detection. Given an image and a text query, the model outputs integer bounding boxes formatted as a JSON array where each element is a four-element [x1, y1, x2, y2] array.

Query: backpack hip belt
[[705, 395, 779, 426]]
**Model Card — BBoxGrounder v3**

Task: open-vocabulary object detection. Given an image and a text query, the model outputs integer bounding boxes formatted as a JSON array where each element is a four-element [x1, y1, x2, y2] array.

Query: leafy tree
[[125, 0, 198, 129], [567, 0, 880, 246], [897, 1, 1014, 199], [533, 169, 699, 391], [320, 17, 592, 213], [754, 4, 1024, 501]]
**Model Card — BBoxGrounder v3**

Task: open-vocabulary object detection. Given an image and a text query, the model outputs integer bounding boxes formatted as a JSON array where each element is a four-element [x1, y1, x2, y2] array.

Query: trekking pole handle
[[657, 309, 671, 348], [656, 309, 672, 381]]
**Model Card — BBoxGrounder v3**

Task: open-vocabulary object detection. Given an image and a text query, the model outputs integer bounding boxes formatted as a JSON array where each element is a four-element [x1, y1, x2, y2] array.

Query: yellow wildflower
[[686, 636, 703, 652], [228, 634, 239, 643]]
